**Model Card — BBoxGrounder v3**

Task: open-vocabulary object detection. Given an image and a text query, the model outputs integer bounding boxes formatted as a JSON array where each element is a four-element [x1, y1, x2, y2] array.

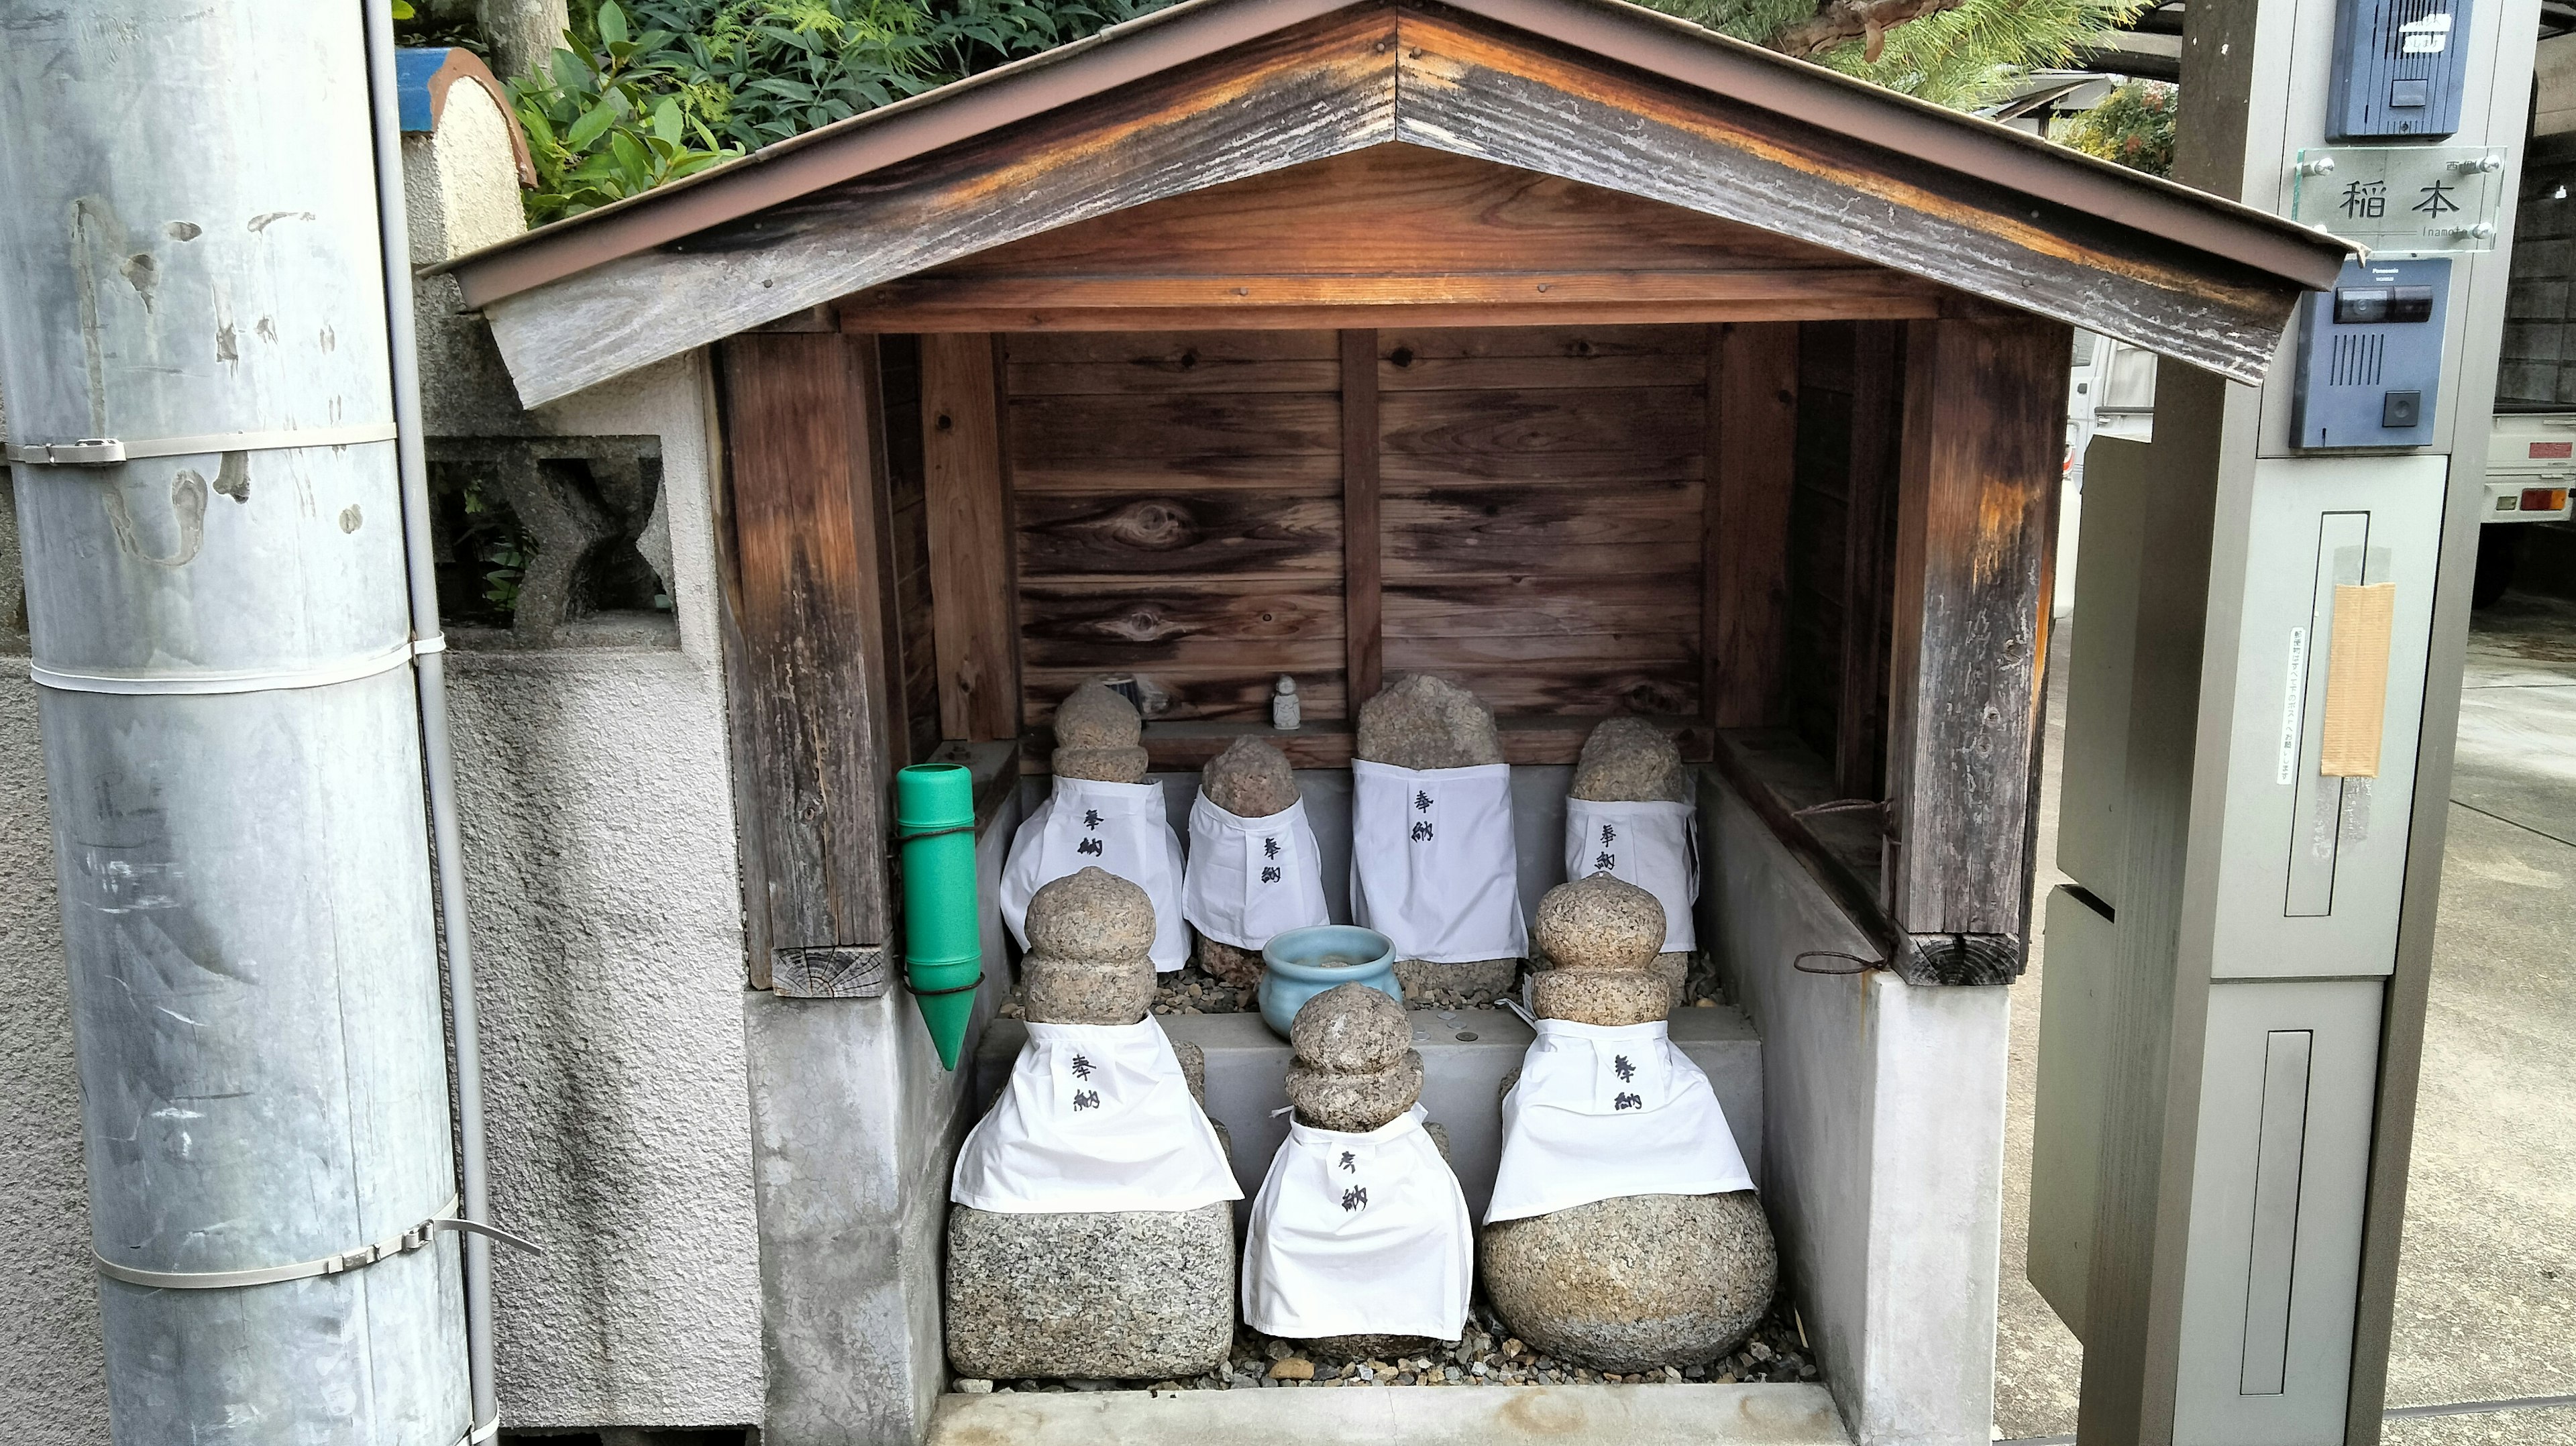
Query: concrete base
[[973, 1006, 1762, 1225], [924, 1382, 1850, 1445], [743, 789, 1024, 1446], [1701, 771, 2010, 1446]]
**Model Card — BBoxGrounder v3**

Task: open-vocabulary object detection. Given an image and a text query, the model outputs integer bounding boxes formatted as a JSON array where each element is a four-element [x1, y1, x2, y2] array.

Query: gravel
[[960, 1296, 1822, 1394]]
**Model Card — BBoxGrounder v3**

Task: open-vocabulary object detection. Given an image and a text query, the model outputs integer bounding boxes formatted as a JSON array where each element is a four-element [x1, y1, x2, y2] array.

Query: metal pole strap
[[93, 1196, 539, 1290]]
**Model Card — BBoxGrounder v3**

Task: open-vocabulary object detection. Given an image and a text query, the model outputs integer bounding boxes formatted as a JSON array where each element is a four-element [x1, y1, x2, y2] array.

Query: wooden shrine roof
[[439, 0, 2357, 406]]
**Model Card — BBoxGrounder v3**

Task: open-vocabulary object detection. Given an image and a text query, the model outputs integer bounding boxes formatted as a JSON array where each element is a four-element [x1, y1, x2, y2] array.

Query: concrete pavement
[[1994, 592, 2576, 1440]]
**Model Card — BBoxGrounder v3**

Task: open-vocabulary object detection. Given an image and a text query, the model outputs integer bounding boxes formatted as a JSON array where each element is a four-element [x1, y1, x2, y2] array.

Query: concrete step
[[926, 1381, 1847, 1445], [973, 1005, 1762, 1223]]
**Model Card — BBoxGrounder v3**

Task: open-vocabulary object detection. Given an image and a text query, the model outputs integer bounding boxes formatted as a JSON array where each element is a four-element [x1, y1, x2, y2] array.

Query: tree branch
[[1764, 0, 1968, 60]]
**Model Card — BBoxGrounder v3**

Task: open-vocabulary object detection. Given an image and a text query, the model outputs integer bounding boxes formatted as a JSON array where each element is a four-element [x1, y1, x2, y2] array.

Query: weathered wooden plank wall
[[921, 332, 1022, 742], [878, 334, 945, 765], [1706, 322, 1799, 728], [1782, 318, 1902, 790], [1378, 325, 1709, 716], [714, 331, 901, 996], [1006, 330, 1350, 725]]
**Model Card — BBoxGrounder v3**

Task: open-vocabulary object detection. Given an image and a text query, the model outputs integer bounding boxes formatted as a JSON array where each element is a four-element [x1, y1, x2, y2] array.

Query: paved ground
[[1994, 592, 2576, 1441]]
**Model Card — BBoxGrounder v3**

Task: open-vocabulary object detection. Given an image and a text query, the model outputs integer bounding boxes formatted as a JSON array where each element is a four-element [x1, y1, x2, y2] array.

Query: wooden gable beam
[[1389, 8, 2301, 384], [485, 7, 1400, 406]]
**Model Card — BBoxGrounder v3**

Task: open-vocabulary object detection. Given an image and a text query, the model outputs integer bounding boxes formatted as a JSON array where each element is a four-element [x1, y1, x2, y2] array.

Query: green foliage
[[1633, 0, 2153, 111], [509, 0, 1171, 224], [2053, 78, 2176, 178]]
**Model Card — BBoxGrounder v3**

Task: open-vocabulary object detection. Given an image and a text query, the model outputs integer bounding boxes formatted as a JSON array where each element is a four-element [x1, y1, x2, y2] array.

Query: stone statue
[[1566, 718, 1695, 1007], [1480, 875, 1776, 1373], [1351, 673, 1523, 1007], [947, 869, 1238, 1380], [1244, 983, 1471, 1358], [1051, 679, 1149, 783], [1000, 683, 1189, 972], [1191, 736, 1303, 989]]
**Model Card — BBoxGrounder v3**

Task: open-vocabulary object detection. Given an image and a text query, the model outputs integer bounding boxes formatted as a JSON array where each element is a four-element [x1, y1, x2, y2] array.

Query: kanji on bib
[[1000, 776, 1189, 971]]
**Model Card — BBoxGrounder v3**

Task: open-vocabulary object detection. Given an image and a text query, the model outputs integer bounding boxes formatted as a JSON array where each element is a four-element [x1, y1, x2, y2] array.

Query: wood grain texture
[[1835, 321, 1902, 799], [486, 7, 1403, 405], [716, 332, 896, 989], [1019, 583, 1346, 667], [1009, 391, 1343, 460], [879, 335, 945, 765], [1883, 315, 2067, 942], [922, 332, 1022, 741], [1707, 323, 1800, 728], [1016, 492, 1344, 577], [1380, 323, 1709, 390], [1389, 8, 2298, 385], [1379, 384, 1705, 469], [1342, 329, 1384, 707], [1383, 480, 1703, 575], [837, 296, 1937, 333]]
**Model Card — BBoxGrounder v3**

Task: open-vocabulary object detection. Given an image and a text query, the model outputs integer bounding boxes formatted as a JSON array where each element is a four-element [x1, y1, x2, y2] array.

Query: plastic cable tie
[[413, 633, 449, 657], [456, 1415, 501, 1446], [433, 1216, 544, 1256]]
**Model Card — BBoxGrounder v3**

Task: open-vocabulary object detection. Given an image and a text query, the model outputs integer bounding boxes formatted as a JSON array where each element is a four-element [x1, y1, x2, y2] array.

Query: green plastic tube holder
[[896, 763, 983, 1071]]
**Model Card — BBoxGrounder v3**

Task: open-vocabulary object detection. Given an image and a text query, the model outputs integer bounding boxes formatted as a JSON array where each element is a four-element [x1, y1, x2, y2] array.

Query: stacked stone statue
[[1053, 679, 1148, 782], [1193, 736, 1301, 989], [946, 869, 1236, 1380], [1567, 717, 1692, 1007], [1246, 979, 1473, 1350], [1481, 875, 1776, 1372], [1352, 673, 1520, 1006]]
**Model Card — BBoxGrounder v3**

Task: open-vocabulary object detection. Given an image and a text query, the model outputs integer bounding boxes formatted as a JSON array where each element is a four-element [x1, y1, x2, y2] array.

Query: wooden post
[[1882, 314, 2068, 973], [1706, 322, 1799, 727], [921, 332, 1021, 742], [1833, 321, 1902, 799], [715, 331, 898, 997], [1341, 328, 1383, 708]]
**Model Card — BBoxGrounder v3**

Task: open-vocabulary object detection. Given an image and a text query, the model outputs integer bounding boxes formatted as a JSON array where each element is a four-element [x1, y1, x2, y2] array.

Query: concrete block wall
[[460, 354, 766, 1430], [1702, 777, 2012, 1446]]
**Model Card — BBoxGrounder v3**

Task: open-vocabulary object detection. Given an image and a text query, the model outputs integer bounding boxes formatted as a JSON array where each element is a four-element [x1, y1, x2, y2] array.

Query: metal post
[[363, 5, 500, 1436], [0, 5, 472, 1443]]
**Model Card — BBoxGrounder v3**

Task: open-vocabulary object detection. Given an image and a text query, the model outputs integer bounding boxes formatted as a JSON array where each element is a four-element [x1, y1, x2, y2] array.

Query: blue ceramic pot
[[1258, 925, 1401, 1039]]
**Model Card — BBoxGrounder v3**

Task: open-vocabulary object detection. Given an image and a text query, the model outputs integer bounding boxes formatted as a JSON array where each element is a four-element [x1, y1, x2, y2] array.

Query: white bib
[[1562, 799, 1700, 952], [1181, 793, 1331, 951], [1243, 1105, 1472, 1341], [1000, 777, 1189, 971], [1348, 760, 1527, 964], [951, 1019, 1242, 1214], [1485, 1018, 1755, 1224]]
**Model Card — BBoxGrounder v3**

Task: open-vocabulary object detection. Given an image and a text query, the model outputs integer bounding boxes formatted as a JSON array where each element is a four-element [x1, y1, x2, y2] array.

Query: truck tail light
[[2519, 487, 2568, 512]]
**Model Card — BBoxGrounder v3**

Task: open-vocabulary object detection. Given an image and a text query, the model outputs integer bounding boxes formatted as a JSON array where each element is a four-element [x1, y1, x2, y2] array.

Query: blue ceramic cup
[[1258, 924, 1401, 1039]]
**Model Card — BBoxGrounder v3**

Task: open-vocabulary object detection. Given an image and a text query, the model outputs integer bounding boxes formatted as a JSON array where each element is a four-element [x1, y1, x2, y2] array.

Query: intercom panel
[[2326, 0, 2473, 140], [2212, 456, 2445, 979], [2292, 258, 2451, 450]]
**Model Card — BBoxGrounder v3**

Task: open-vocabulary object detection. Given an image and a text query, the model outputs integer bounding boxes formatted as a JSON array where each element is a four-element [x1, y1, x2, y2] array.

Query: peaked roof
[[445, 0, 2353, 406]]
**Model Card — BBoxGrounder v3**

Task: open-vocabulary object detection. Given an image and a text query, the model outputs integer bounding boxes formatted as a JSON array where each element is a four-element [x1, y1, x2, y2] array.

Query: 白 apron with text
[[1561, 798, 1700, 952], [999, 776, 1189, 971], [1181, 793, 1331, 951], [1485, 1017, 1754, 1224], [1243, 1105, 1472, 1340], [1348, 760, 1526, 963], [951, 1018, 1241, 1213]]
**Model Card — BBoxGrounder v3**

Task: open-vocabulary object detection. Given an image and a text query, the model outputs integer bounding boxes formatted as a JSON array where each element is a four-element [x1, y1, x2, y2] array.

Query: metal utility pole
[[0, 5, 474, 1443]]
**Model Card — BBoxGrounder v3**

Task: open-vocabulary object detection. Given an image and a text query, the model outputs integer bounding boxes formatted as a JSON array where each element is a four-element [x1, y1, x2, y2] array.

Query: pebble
[[955, 1378, 993, 1394], [958, 1302, 1821, 1396]]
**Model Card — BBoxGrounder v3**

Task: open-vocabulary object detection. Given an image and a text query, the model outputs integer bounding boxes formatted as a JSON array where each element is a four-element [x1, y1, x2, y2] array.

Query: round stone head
[[1020, 867, 1157, 1025], [1354, 672, 1503, 770], [1284, 983, 1421, 1131], [1053, 681, 1149, 782], [1571, 717, 1686, 803], [1199, 736, 1299, 818], [1532, 875, 1665, 972]]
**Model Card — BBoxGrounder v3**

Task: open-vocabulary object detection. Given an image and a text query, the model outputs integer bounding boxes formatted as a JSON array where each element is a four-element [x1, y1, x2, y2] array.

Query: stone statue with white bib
[[1481, 875, 1777, 1372], [945, 868, 1241, 1380]]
